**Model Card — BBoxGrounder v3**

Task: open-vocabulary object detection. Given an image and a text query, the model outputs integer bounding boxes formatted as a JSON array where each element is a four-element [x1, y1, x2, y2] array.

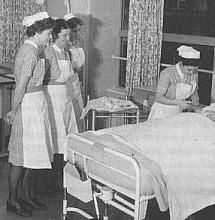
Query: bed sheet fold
[[100, 112, 215, 220]]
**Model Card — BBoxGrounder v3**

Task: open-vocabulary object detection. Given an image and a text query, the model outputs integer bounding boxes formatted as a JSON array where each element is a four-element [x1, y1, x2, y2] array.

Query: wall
[[87, 0, 121, 98], [47, 0, 121, 99], [47, 0, 67, 17]]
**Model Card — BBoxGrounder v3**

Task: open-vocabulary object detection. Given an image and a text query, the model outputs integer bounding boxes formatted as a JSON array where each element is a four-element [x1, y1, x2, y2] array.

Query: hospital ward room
[[1, 0, 215, 220]]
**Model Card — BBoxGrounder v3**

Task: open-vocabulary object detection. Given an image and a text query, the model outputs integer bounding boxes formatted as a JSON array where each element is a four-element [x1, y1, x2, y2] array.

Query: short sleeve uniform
[[157, 65, 199, 102], [8, 41, 53, 168]]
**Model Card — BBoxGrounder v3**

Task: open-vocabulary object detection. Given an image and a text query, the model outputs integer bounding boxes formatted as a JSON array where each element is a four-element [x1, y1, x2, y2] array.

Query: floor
[[66, 194, 170, 220], [0, 156, 62, 220], [0, 156, 215, 220]]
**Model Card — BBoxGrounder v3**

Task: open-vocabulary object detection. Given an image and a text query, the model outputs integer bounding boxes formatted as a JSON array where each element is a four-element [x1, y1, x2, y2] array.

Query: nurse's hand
[[176, 100, 192, 110], [190, 104, 204, 113], [5, 111, 15, 125]]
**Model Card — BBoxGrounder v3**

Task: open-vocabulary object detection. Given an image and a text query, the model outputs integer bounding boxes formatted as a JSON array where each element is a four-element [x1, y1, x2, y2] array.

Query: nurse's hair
[[26, 17, 55, 37], [52, 19, 69, 42], [66, 17, 84, 30], [180, 57, 200, 67]]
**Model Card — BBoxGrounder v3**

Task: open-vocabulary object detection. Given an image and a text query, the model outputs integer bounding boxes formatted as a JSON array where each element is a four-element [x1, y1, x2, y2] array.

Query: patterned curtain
[[0, 0, 47, 65], [126, 0, 164, 96]]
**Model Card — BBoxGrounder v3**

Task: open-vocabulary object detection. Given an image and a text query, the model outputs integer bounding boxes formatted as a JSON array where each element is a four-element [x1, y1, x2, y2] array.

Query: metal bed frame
[[63, 133, 155, 220]]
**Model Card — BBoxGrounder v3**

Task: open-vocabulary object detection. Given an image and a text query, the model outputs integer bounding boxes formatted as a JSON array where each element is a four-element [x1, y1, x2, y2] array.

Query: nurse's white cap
[[51, 16, 60, 20], [23, 11, 49, 27], [177, 45, 200, 59], [64, 13, 76, 21]]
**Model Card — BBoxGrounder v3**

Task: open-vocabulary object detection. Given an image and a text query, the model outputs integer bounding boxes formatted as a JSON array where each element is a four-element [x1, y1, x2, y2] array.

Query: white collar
[[52, 44, 63, 53], [24, 40, 38, 49], [176, 63, 184, 79]]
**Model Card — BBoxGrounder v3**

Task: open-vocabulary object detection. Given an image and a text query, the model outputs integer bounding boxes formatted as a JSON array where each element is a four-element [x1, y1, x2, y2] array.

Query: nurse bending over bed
[[148, 45, 203, 120]]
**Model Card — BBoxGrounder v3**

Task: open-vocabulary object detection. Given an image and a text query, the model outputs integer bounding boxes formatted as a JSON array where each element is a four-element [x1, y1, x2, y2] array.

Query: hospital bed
[[63, 133, 167, 220], [63, 112, 215, 220]]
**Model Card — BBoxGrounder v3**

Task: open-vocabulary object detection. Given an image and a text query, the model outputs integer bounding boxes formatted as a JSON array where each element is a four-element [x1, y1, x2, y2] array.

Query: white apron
[[148, 82, 196, 120], [67, 47, 86, 132], [45, 59, 78, 154], [69, 47, 85, 69], [22, 91, 53, 169]]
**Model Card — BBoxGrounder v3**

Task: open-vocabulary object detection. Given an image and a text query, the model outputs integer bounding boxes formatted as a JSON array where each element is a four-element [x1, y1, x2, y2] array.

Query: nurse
[[148, 45, 201, 120], [64, 13, 86, 132], [6, 12, 54, 217], [44, 19, 78, 191]]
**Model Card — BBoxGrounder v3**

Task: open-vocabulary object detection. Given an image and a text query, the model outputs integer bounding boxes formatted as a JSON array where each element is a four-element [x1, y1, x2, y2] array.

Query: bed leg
[[94, 186, 113, 220], [63, 187, 94, 219], [103, 202, 109, 220], [63, 187, 67, 220], [93, 192, 102, 219], [139, 200, 148, 220]]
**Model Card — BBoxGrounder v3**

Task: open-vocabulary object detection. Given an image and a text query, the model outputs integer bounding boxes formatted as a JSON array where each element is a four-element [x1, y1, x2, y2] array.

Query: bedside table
[[82, 96, 140, 131], [91, 106, 139, 131]]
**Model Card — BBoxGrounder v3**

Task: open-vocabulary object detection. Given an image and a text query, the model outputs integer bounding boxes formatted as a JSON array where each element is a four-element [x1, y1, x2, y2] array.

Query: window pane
[[119, 37, 127, 87], [121, 0, 130, 30], [164, 0, 215, 37]]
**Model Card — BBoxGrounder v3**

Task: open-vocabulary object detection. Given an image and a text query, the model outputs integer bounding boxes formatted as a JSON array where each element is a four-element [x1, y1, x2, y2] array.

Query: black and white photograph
[[0, 0, 215, 219]]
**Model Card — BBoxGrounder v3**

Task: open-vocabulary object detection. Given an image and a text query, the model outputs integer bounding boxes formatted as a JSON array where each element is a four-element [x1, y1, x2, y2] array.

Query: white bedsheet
[[96, 113, 215, 220]]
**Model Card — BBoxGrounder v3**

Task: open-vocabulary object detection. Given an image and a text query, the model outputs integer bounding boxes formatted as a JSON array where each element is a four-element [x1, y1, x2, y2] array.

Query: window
[[164, 0, 215, 37], [119, 37, 128, 87], [119, 0, 129, 87], [121, 0, 129, 30], [119, 0, 215, 105]]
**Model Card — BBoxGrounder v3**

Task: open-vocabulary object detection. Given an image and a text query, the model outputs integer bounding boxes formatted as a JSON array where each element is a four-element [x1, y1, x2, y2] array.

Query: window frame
[[118, 0, 215, 97], [118, 0, 130, 87]]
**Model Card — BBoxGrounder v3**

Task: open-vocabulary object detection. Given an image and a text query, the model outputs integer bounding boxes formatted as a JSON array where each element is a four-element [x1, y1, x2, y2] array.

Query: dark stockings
[[7, 164, 33, 217], [8, 165, 36, 203], [22, 169, 47, 211], [52, 154, 63, 192], [8, 164, 24, 205], [22, 168, 36, 201]]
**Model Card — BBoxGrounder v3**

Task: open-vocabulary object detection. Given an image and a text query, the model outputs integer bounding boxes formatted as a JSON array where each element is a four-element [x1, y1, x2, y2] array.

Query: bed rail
[[64, 133, 155, 220]]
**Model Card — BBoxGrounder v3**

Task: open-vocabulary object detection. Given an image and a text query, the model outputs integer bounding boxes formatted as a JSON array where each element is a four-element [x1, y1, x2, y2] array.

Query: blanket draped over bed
[[89, 113, 215, 220], [82, 131, 169, 211]]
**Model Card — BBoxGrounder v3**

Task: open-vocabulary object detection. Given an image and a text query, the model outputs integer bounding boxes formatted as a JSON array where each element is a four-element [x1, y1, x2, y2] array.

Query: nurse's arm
[[6, 50, 37, 123], [6, 74, 30, 124], [12, 50, 37, 114], [155, 69, 179, 106], [12, 74, 30, 114], [155, 70, 190, 109], [155, 69, 174, 105], [156, 92, 190, 109]]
